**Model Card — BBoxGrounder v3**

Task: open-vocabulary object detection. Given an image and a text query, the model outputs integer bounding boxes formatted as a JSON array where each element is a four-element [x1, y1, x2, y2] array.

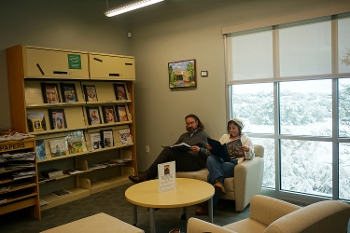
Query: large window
[[227, 14, 350, 201]]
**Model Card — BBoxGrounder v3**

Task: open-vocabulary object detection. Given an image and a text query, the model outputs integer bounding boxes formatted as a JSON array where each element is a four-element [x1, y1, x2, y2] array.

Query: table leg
[[208, 198, 213, 223], [149, 208, 156, 233], [181, 207, 187, 220], [132, 205, 138, 226]]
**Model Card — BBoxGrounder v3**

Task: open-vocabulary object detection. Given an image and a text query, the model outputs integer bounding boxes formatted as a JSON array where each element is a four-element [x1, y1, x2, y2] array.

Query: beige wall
[[0, 0, 131, 130], [130, 0, 349, 171], [0, 0, 348, 172]]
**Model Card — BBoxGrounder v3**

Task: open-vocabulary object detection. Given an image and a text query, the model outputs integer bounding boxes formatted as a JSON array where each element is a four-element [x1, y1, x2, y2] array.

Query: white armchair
[[176, 144, 264, 212]]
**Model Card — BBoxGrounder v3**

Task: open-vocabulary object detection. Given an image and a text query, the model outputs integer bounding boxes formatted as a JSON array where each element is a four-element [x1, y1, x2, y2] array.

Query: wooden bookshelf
[[0, 138, 41, 220], [6, 45, 137, 211]]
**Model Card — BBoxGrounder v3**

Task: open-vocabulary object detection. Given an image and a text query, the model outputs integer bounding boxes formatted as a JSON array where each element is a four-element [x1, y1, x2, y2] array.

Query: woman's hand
[[206, 144, 212, 151], [240, 145, 250, 152], [190, 146, 200, 153]]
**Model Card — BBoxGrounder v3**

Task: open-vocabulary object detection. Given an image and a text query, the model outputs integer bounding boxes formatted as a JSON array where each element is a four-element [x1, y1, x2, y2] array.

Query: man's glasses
[[186, 121, 196, 126]]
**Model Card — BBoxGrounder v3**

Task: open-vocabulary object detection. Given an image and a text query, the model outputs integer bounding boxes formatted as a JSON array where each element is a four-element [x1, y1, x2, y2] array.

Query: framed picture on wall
[[168, 59, 197, 89]]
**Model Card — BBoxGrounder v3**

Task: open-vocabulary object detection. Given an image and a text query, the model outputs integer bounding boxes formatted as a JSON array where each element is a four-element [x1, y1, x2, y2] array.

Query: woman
[[195, 118, 255, 215]]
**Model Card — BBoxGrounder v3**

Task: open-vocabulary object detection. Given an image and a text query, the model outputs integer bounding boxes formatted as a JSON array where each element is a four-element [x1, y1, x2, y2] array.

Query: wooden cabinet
[[0, 139, 41, 220], [24, 46, 89, 79], [6, 45, 137, 211], [89, 52, 135, 80]]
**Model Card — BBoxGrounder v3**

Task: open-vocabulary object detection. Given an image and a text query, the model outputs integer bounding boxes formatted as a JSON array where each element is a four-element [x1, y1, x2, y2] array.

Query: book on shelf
[[90, 133, 102, 150], [83, 85, 98, 102], [101, 130, 114, 148], [49, 138, 68, 157], [207, 137, 243, 162], [26, 112, 47, 132], [40, 199, 49, 206], [119, 128, 132, 145], [64, 169, 83, 175], [41, 82, 60, 104], [36, 140, 47, 160], [65, 130, 87, 154], [158, 161, 176, 192], [41, 168, 64, 178], [60, 83, 78, 102], [102, 105, 117, 123], [50, 189, 72, 197], [48, 109, 67, 130], [117, 106, 128, 122], [86, 107, 102, 125], [161, 142, 191, 151], [113, 83, 128, 101]]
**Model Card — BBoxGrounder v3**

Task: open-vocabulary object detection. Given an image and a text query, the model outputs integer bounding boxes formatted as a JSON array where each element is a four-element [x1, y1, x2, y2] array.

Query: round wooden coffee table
[[125, 178, 215, 233]]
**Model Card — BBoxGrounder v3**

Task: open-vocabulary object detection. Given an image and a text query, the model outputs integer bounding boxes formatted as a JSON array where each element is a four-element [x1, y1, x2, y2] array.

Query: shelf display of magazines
[[35, 130, 87, 161]]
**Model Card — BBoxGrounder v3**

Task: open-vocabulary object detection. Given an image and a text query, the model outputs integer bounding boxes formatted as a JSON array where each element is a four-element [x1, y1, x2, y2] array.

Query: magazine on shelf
[[35, 140, 46, 160], [102, 105, 116, 123], [158, 161, 176, 192], [26, 112, 47, 132], [83, 85, 98, 102], [101, 130, 114, 148], [86, 107, 101, 125], [65, 130, 87, 154], [117, 106, 128, 122], [48, 109, 67, 130], [49, 138, 67, 157], [90, 133, 102, 150], [161, 142, 191, 151], [60, 83, 78, 102], [113, 83, 128, 101], [50, 189, 72, 197], [119, 128, 132, 145], [41, 82, 60, 103]]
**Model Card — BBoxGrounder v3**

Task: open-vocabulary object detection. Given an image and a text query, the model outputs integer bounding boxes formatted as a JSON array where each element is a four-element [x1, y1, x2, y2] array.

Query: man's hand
[[190, 146, 200, 153]]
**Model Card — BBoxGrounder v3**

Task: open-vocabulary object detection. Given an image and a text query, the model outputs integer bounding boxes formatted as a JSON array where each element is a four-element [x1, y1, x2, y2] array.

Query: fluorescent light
[[105, 0, 164, 17]]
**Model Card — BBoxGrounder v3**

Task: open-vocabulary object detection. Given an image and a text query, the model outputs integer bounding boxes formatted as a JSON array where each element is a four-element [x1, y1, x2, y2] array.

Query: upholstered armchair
[[176, 144, 264, 212]]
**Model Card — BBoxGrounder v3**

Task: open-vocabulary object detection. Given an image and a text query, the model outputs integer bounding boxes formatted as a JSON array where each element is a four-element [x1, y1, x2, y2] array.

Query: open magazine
[[161, 142, 191, 151], [207, 137, 243, 162]]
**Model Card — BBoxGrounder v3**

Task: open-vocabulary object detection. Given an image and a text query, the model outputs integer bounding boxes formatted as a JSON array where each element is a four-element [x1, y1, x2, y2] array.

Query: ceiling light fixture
[[105, 0, 164, 17]]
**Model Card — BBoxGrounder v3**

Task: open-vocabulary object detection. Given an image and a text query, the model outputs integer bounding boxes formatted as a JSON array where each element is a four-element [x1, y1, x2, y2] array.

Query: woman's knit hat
[[230, 118, 244, 130]]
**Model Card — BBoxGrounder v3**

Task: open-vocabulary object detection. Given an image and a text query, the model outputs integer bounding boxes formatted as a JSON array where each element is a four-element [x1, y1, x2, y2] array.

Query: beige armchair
[[176, 144, 264, 212], [187, 195, 350, 233]]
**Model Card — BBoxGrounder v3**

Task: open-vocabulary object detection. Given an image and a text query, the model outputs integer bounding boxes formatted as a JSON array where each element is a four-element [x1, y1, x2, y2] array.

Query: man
[[128, 114, 210, 183]]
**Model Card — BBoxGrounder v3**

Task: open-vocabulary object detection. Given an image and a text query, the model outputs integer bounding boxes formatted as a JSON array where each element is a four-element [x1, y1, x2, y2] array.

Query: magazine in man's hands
[[207, 138, 232, 162], [161, 142, 191, 151]]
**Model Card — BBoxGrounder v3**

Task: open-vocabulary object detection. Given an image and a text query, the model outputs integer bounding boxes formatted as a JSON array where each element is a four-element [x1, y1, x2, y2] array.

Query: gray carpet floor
[[0, 182, 250, 233], [1, 182, 349, 233]]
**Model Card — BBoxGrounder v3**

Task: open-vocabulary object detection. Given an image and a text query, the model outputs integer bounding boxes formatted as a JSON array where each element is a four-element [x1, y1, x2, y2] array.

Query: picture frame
[[60, 83, 78, 102], [113, 83, 128, 101], [86, 106, 101, 125], [41, 82, 60, 103], [48, 109, 67, 130], [83, 85, 98, 102], [168, 59, 197, 89], [116, 105, 128, 122], [102, 105, 117, 123]]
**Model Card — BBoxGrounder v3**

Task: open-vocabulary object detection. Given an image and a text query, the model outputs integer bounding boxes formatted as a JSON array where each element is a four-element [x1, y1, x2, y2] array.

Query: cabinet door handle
[[36, 63, 45, 75], [125, 63, 133, 66], [109, 73, 120, 77], [53, 71, 68, 75], [94, 58, 103, 62]]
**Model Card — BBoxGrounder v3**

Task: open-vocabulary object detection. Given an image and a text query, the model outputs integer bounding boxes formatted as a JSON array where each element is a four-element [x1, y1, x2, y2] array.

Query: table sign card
[[158, 161, 176, 192]]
